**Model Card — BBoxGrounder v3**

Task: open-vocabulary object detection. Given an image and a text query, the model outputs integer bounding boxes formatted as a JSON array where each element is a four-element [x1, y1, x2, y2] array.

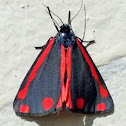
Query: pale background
[[0, 0, 126, 126]]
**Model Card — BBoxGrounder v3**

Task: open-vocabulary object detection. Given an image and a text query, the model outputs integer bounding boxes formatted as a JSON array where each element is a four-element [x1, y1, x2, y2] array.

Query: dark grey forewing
[[70, 42, 114, 113], [13, 41, 62, 116]]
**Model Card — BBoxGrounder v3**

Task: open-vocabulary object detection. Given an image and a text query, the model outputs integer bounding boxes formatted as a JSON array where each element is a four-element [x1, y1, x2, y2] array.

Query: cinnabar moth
[[13, 4, 114, 116]]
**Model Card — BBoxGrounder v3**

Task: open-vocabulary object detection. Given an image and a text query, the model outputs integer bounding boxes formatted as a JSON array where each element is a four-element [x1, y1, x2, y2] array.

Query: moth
[[13, 4, 114, 116]]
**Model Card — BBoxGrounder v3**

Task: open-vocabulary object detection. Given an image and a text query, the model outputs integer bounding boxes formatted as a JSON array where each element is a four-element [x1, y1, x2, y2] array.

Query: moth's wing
[[66, 38, 114, 113], [13, 37, 63, 116]]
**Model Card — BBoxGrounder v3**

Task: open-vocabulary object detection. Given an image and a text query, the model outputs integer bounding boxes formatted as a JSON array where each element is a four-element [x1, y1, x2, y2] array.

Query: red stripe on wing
[[76, 38, 109, 98], [17, 37, 55, 100], [66, 46, 73, 109], [56, 44, 66, 108]]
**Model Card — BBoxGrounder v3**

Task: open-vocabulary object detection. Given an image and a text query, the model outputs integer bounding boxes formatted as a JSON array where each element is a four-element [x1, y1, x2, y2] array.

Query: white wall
[[0, 0, 126, 125]]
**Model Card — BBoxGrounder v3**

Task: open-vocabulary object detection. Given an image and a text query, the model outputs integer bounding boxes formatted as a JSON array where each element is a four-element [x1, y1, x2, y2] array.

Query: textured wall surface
[[0, 0, 126, 126]]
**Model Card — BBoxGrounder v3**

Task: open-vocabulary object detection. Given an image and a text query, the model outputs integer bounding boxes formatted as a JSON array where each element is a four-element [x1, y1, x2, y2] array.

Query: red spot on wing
[[17, 38, 55, 100], [76, 38, 109, 98], [56, 44, 66, 108], [76, 98, 85, 109], [97, 102, 106, 111], [42, 97, 53, 111], [19, 104, 29, 113]]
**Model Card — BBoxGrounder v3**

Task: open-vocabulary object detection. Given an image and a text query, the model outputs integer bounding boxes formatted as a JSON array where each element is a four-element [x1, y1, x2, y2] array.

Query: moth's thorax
[[55, 24, 76, 47]]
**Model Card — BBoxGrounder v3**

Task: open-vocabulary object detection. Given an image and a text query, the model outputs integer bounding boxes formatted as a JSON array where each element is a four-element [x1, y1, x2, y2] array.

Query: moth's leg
[[82, 40, 95, 43], [35, 45, 45, 50], [76, 37, 95, 48], [35, 37, 53, 50], [84, 40, 95, 48]]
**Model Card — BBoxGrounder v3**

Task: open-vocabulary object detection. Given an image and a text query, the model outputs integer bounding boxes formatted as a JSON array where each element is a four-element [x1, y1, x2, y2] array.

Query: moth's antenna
[[45, 10, 60, 27], [82, 5, 86, 41], [50, 10, 64, 24], [46, 6, 59, 32], [68, 11, 71, 26], [70, 0, 83, 22], [42, 3, 63, 24]]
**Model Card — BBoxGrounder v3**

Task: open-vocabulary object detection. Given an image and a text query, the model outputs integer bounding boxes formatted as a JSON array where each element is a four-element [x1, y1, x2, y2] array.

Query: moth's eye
[[61, 33, 65, 36]]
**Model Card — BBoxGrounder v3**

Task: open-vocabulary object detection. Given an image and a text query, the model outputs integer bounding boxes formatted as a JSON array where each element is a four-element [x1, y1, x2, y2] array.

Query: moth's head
[[60, 24, 71, 33]]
